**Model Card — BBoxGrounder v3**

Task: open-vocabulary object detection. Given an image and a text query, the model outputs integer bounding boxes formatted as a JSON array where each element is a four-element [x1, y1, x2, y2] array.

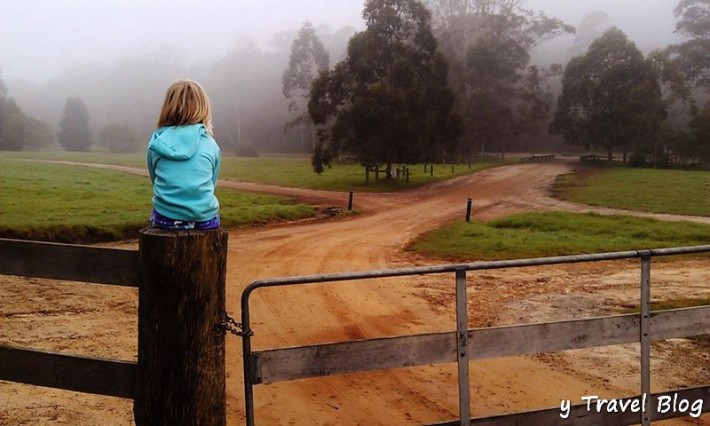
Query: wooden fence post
[[134, 228, 228, 426]]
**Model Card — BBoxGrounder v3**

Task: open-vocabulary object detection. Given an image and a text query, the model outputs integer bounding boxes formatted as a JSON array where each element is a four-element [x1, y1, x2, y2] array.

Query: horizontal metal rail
[[241, 245, 710, 292], [241, 245, 710, 426]]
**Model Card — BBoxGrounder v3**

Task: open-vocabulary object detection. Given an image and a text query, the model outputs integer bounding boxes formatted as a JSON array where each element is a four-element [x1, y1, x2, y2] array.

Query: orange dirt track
[[1, 161, 709, 425]]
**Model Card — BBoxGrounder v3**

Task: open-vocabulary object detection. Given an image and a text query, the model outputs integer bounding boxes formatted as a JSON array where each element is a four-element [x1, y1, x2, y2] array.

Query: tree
[[99, 123, 141, 153], [0, 70, 55, 151], [282, 22, 330, 150], [0, 70, 12, 150], [22, 117, 54, 151], [0, 98, 24, 151], [551, 28, 665, 161], [668, 0, 710, 89], [428, 0, 574, 157], [309, 0, 460, 176], [689, 103, 710, 162], [58, 97, 92, 151]]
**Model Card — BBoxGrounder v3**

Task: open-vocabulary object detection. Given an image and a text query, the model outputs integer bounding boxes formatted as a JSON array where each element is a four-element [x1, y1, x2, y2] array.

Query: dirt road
[[1, 161, 708, 425]]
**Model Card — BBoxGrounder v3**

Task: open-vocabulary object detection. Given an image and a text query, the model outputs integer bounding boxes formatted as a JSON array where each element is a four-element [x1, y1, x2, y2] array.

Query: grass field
[[0, 159, 314, 243], [3, 151, 507, 191], [409, 211, 710, 261], [554, 166, 710, 217], [7, 151, 710, 252], [0, 151, 504, 243]]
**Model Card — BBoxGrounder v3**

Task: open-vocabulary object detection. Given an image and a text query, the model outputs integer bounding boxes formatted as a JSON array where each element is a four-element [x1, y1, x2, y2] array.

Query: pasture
[[410, 211, 710, 261], [554, 166, 710, 217], [2, 151, 507, 191], [0, 159, 315, 243]]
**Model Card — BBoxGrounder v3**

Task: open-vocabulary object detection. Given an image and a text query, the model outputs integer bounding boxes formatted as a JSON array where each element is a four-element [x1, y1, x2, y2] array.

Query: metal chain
[[219, 314, 253, 337]]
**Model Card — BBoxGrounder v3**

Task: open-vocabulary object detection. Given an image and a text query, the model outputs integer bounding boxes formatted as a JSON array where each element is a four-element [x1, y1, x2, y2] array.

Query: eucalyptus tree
[[282, 22, 330, 150], [671, 0, 710, 89], [551, 28, 665, 161], [427, 0, 574, 157], [668, 0, 710, 164], [308, 0, 460, 176]]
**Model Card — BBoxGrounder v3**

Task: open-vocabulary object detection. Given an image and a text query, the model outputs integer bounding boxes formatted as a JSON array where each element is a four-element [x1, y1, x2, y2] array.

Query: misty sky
[[1, 0, 684, 84]]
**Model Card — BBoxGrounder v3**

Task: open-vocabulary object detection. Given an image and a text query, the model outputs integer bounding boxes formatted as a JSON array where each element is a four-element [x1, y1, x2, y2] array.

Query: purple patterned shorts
[[149, 210, 220, 230]]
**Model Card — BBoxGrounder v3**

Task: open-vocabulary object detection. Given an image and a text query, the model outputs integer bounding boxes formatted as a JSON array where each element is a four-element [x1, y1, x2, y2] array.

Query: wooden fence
[[241, 246, 710, 426], [0, 230, 229, 425], [521, 154, 556, 162], [3, 237, 709, 425]]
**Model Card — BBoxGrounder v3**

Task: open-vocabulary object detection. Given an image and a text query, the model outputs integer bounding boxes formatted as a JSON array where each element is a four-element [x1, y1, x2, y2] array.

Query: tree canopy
[[99, 124, 141, 153], [308, 0, 460, 175], [551, 28, 666, 160], [0, 70, 54, 151], [669, 0, 710, 89], [58, 97, 92, 151], [282, 22, 330, 150], [428, 0, 574, 157]]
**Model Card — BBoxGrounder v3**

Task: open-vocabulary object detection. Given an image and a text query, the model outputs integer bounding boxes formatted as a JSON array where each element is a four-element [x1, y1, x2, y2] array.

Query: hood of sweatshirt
[[148, 124, 206, 160]]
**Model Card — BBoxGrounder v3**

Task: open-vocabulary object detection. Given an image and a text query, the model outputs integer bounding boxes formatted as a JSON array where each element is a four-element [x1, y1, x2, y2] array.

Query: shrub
[[99, 124, 141, 153]]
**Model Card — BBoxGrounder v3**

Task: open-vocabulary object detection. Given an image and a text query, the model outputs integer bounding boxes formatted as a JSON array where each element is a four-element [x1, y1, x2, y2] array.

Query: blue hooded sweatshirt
[[147, 124, 220, 222]]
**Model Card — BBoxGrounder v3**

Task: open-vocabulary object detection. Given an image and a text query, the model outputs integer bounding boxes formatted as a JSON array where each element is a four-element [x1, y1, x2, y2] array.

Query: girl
[[147, 80, 221, 230]]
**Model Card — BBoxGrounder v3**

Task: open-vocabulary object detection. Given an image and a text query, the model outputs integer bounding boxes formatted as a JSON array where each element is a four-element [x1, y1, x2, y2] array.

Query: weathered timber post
[[348, 191, 354, 211], [466, 198, 473, 223], [135, 228, 228, 426], [405, 167, 410, 183], [430, 165, 434, 177]]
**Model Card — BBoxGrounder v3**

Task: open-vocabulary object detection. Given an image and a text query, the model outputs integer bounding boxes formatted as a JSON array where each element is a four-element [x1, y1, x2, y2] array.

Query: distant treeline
[[2, 0, 710, 171]]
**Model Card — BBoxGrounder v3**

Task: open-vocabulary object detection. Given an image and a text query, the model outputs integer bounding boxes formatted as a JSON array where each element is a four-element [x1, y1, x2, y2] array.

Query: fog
[[1, 0, 365, 83], [0, 0, 688, 153]]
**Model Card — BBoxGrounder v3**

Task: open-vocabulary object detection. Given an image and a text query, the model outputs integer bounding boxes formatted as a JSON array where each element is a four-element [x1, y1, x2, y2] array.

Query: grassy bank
[[409, 212, 710, 261], [554, 166, 710, 217], [0, 159, 314, 243], [4, 151, 507, 192]]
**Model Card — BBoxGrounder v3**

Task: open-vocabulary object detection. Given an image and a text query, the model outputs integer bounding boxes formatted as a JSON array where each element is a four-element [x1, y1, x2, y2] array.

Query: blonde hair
[[157, 79, 213, 135]]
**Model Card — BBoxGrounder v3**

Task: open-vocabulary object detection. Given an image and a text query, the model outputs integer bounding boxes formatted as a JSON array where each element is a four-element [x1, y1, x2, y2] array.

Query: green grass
[[409, 211, 710, 261], [219, 157, 506, 191], [554, 167, 710, 217], [3, 151, 507, 192], [3, 151, 146, 168], [623, 298, 710, 313], [0, 159, 315, 243], [622, 298, 710, 347]]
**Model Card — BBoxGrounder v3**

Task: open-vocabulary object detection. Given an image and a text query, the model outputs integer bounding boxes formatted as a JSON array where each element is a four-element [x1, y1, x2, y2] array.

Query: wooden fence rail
[[0, 345, 136, 398], [0, 231, 229, 426], [0, 238, 139, 287], [0, 238, 140, 399], [252, 306, 710, 384]]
